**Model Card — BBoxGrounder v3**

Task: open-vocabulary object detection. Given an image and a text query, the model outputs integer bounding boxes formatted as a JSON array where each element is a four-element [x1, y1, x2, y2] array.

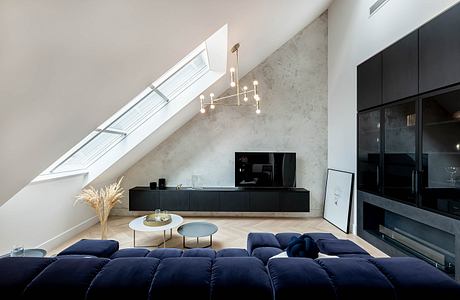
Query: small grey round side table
[[0, 248, 47, 258], [177, 222, 218, 249]]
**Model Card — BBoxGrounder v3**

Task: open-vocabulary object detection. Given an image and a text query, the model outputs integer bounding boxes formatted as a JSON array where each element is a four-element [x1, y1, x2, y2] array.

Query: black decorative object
[[149, 182, 157, 190], [158, 178, 166, 190]]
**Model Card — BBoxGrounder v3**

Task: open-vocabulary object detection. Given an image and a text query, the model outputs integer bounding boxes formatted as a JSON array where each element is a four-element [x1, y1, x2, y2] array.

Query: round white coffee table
[[129, 214, 183, 248]]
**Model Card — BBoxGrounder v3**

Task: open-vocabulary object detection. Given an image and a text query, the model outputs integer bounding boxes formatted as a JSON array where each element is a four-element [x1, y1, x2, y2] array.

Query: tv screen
[[235, 152, 296, 188]]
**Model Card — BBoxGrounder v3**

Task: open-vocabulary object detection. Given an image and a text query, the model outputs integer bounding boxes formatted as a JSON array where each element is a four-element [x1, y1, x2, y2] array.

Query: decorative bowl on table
[[143, 212, 172, 227]]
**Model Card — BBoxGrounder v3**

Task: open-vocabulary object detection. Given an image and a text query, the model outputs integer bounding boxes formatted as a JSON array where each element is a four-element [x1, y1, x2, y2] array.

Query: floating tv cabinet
[[129, 187, 309, 212]]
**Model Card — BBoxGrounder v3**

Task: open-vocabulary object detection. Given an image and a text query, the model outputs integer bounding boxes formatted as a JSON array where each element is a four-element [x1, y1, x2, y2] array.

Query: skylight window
[[44, 50, 209, 175]]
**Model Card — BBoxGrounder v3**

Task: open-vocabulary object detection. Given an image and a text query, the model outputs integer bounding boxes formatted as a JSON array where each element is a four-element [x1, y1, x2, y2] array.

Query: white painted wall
[[0, 174, 97, 254], [327, 0, 460, 232]]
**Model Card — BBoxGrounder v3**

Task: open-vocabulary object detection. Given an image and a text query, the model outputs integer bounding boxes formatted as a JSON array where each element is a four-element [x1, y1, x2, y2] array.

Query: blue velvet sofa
[[1, 236, 459, 299]]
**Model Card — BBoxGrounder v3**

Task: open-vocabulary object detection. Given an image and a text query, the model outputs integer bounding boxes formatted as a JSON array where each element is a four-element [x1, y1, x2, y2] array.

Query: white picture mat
[[323, 169, 353, 233]]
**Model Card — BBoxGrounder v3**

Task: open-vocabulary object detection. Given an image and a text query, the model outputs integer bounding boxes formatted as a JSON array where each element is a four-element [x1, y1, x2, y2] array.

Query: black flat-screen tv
[[235, 152, 296, 188]]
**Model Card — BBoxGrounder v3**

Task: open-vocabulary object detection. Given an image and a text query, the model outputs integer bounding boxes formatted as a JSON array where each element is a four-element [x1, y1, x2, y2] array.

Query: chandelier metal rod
[[203, 89, 256, 104]]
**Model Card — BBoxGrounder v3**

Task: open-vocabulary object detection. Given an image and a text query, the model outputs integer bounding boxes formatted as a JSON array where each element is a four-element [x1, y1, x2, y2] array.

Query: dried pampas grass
[[75, 177, 124, 239]]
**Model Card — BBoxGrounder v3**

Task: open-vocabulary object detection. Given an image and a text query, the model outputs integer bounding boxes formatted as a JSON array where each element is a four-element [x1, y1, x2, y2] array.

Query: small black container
[[159, 178, 166, 190], [149, 182, 157, 190]]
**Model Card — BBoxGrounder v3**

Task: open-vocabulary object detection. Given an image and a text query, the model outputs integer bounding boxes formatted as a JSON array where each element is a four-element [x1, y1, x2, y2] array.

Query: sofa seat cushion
[[247, 233, 281, 254], [369, 257, 460, 299], [0, 257, 56, 299], [182, 248, 216, 259], [316, 239, 369, 255], [211, 257, 273, 300], [23, 257, 109, 300], [216, 248, 249, 258], [316, 258, 395, 299], [268, 257, 336, 300], [150, 257, 212, 299], [110, 248, 149, 259], [57, 239, 119, 258], [275, 233, 301, 249], [252, 247, 283, 265], [306, 233, 338, 242], [146, 248, 183, 259], [86, 258, 160, 300]]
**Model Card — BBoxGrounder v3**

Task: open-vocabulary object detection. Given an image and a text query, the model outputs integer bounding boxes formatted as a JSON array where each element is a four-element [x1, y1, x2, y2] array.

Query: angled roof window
[[42, 49, 210, 175]]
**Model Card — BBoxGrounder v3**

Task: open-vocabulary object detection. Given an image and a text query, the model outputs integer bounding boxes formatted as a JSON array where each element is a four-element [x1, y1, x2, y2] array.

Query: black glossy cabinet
[[159, 191, 189, 211], [129, 189, 159, 211], [250, 192, 279, 212], [357, 53, 382, 111], [190, 192, 219, 211], [219, 191, 250, 211], [419, 3, 460, 93], [382, 31, 419, 103], [129, 187, 309, 212]]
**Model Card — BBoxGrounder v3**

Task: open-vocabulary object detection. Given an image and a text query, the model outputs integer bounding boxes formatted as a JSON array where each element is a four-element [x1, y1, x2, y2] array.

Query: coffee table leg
[[133, 230, 136, 247], [163, 230, 166, 248], [210, 234, 212, 247]]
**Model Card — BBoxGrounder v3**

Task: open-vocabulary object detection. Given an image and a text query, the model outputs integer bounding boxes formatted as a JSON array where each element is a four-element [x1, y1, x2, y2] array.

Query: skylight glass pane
[[43, 47, 211, 176], [52, 132, 124, 173], [108, 90, 166, 133], [157, 51, 208, 99]]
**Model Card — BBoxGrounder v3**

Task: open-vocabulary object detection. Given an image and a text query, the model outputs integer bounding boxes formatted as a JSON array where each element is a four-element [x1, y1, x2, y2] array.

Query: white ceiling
[[0, 0, 332, 205]]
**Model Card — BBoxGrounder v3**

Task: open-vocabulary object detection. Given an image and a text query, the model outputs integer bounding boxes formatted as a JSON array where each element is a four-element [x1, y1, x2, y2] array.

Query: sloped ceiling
[[0, 0, 332, 205]]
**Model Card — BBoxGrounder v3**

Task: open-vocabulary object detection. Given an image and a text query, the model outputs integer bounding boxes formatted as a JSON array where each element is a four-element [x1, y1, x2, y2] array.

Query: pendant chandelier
[[199, 43, 261, 114]]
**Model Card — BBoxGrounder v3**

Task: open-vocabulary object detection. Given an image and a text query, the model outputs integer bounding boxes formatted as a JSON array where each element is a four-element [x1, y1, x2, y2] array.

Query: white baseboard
[[35, 216, 99, 252]]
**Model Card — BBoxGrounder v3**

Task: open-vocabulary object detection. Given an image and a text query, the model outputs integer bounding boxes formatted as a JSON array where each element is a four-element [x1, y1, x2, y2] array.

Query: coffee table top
[[177, 222, 218, 238], [129, 214, 183, 232]]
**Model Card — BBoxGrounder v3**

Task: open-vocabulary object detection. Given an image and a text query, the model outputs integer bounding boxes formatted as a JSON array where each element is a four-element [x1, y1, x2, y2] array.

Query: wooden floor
[[50, 216, 387, 257]]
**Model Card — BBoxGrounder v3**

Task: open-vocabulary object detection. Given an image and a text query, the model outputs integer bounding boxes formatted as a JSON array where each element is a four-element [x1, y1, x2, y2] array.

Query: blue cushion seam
[[367, 259, 398, 289], [20, 258, 57, 298], [315, 260, 339, 299], [84, 259, 110, 299]]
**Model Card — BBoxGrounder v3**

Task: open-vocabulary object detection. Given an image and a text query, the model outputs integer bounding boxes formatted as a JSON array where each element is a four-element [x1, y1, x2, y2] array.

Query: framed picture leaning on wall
[[323, 169, 354, 233]]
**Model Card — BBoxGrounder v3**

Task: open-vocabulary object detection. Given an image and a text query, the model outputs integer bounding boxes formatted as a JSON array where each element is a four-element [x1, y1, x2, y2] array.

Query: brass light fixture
[[199, 43, 261, 114]]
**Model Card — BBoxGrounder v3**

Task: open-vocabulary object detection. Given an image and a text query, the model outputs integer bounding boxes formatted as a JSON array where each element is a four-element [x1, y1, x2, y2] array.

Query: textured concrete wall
[[115, 13, 327, 216]]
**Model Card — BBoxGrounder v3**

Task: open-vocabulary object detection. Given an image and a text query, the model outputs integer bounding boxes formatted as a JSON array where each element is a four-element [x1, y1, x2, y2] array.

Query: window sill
[[31, 170, 89, 184]]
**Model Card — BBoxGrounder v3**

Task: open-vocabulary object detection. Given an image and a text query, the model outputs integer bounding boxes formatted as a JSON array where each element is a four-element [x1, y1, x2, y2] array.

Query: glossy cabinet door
[[420, 87, 460, 218], [357, 53, 382, 111], [382, 31, 418, 103], [129, 189, 159, 211], [419, 2, 460, 93], [382, 101, 417, 204], [358, 110, 381, 193], [159, 191, 190, 211]]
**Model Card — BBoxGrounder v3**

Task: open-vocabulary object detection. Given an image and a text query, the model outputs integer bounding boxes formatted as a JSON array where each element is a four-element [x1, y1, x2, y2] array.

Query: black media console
[[129, 187, 309, 212]]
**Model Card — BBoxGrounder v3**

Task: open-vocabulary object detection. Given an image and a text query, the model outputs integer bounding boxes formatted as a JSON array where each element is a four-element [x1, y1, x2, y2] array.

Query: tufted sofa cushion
[[57, 239, 119, 258]]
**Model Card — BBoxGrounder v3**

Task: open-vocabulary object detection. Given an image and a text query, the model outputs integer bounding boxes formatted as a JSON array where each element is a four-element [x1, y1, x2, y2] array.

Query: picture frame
[[323, 168, 354, 233]]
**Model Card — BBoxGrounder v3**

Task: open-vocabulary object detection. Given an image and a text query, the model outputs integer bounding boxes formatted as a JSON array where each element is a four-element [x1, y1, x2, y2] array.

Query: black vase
[[149, 182, 157, 190], [159, 178, 166, 190]]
